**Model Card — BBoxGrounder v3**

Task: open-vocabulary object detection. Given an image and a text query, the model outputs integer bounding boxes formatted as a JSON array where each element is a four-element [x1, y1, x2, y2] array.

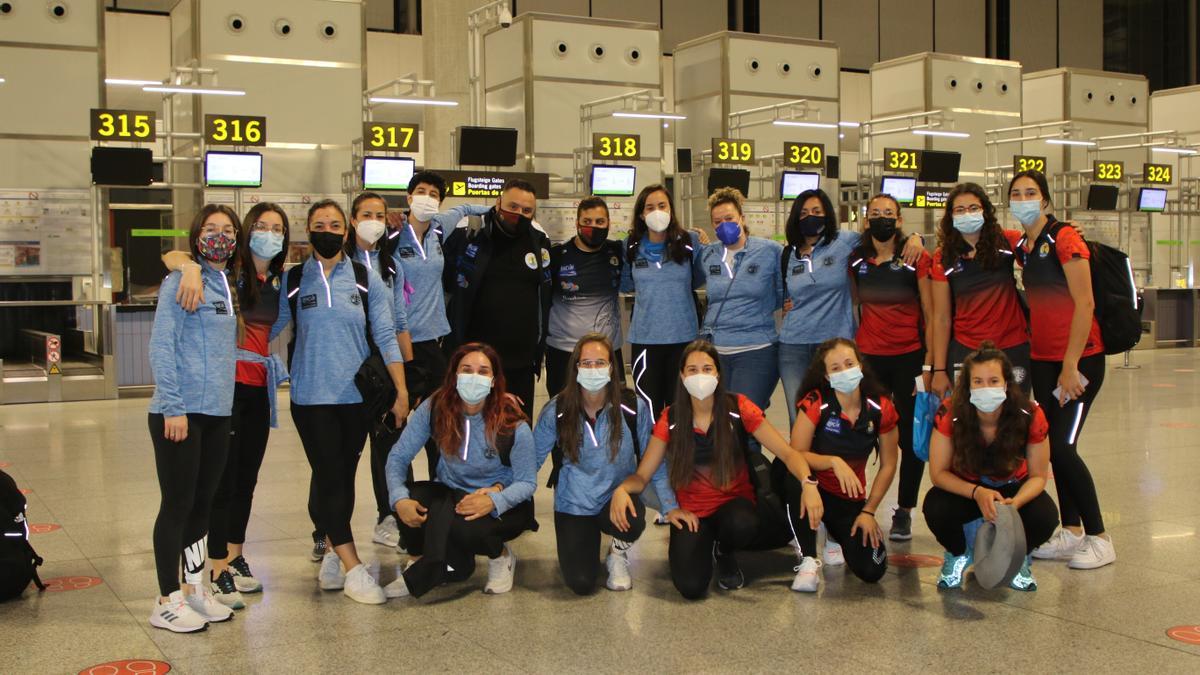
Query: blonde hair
[[707, 186, 745, 215]]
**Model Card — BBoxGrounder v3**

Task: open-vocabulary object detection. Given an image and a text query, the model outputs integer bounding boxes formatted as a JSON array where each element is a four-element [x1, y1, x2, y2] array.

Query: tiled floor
[[3, 348, 1200, 674]]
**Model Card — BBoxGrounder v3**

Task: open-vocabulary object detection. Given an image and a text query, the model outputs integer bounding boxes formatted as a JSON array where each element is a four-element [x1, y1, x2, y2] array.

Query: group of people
[[144, 168, 1114, 633]]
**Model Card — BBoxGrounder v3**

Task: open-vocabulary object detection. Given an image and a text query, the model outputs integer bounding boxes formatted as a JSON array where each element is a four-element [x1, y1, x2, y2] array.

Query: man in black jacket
[[442, 178, 552, 419]]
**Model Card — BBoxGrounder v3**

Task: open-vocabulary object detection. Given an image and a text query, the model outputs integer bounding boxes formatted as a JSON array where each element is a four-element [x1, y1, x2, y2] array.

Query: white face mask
[[356, 219, 386, 245], [408, 194, 440, 222], [644, 209, 671, 233], [683, 373, 719, 400]]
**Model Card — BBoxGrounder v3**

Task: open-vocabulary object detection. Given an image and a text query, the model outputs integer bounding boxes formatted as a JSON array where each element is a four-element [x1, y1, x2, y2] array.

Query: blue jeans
[[717, 343, 779, 412], [779, 342, 820, 428]]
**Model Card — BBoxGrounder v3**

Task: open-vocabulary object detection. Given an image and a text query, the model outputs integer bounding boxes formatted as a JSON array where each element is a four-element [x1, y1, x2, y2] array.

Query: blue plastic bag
[[913, 391, 939, 462]]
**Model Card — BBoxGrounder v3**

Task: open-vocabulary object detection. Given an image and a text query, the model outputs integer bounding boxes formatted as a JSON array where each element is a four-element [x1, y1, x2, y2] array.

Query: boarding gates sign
[[437, 170, 550, 199]]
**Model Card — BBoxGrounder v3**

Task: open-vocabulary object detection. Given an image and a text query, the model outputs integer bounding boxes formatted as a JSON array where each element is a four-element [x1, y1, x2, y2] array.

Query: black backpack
[[1023, 222, 1143, 355], [287, 259, 396, 418], [0, 470, 45, 601], [546, 389, 641, 488]]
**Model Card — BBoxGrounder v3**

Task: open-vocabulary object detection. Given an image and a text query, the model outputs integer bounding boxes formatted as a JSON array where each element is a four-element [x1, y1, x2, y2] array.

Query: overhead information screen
[[1086, 185, 1120, 210], [590, 165, 636, 197], [205, 152, 263, 188], [918, 150, 961, 182], [457, 126, 518, 166], [780, 171, 820, 200], [707, 168, 751, 196], [91, 147, 154, 186], [1137, 187, 1167, 212], [881, 175, 917, 204], [363, 156, 416, 191]]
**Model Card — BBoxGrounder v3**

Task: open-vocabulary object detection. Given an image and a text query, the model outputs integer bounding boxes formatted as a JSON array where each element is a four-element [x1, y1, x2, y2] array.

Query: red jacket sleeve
[[735, 394, 765, 434]]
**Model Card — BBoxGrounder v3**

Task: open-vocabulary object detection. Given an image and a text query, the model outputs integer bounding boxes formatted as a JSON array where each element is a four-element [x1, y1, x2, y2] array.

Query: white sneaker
[[605, 541, 633, 592], [343, 564, 387, 605], [149, 591, 208, 633], [210, 570, 246, 610], [822, 524, 845, 567], [1068, 535, 1116, 570], [384, 568, 410, 599], [1032, 529, 1085, 561], [185, 585, 234, 623], [318, 552, 346, 590], [791, 556, 822, 593], [483, 545, 516, 594], [373, 515, 402, 548], [228, 555, 262, 593]]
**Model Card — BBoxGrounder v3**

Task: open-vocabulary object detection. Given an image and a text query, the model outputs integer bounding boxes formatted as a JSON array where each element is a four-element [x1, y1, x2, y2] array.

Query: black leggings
[[208, 384, 270, 561], [545, 345, 626, 400], [291, 402, 368, 548], [668, 496, 790, 600], [397, 481, 535, 597], [922, 481, 1059, 555], [1031, 353, 1107, 534], [950, 339, 1032, 395], [786, 481, 888, 583], [504, 365, 536, 420], [555, 496, 645, 596], [630, 342, 688, 421], [149, 413, 231, 596], [864, 349, 925, 509]]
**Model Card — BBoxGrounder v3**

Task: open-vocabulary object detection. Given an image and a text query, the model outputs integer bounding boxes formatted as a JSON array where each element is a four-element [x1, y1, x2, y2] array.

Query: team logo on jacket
[[889, 259, 904, 271], [213, 300, 228, 315], [709, 264, 722, 275], [271, 276, 281, 290], [866, 419, 875, 434], [610, 256, 620, 267], [542, 248, 551, 265], [300, 294, 317, 309], [399, 247, 415, 258], [349, 293, 361, 306], [634, 259, 649, 268], [1038, 242, 1051, 258], [465, 243, 479, 258], [746, 263, 759, 274], [824, 416, 842, 434], [1012, 366, 1027, 383], [524, 252, 538, 269], [822, 257, 834, 267]]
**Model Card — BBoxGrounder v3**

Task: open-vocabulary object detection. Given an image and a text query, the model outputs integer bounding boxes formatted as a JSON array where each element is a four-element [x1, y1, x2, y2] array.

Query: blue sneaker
[[937, 550, 972, 589], [1009, 554, 1037, 592]]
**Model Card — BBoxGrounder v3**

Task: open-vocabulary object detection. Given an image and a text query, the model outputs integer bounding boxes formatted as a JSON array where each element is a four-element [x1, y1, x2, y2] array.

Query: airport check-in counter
[[1140, 287, 1200, 349]]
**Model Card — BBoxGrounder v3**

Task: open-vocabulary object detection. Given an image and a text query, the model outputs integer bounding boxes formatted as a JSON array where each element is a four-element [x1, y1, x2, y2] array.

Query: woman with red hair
[[384, 343, 537, 599]]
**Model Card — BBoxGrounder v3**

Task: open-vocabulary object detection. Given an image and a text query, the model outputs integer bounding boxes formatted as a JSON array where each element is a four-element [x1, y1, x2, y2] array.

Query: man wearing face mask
[[442, 178, 553, 419], [543, 197, 626, 398]]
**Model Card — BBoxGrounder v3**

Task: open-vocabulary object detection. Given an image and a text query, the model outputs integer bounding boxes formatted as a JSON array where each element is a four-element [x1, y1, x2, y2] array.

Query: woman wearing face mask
[[788, 338, 899, 590], [923, 342, 1058, 590], [613, 340, 824, 599], [533, 333, 675, 594], [620, 184, 706, 420], [384, 343, 536, 599], [930, 183, 1030, 399], [779, 189, 925, 429], [268, 200, 408, 605], [160, 203, 291, 605], [850, 194, 935, 542], [1007, 170, 1113, 570], [146, 205, 241, 632], [544, 197, 626, 397], [696, 187, 783, 414]]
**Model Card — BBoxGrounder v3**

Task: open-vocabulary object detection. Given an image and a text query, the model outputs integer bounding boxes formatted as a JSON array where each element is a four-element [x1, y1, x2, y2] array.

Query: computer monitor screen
[[1137, 187, 1167, 212], [590, 165, 636, 197], [779, 171, 821, 200], [362, 156, 416, 191], [881, 175, 917, 204], [204, 151, 263, 188]]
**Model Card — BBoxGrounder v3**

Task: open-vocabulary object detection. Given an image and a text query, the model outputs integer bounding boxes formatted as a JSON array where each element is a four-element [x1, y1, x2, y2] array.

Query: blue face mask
[[952, 212, 985, 234], [828, 366, 863, 394], [576, 367, 611, 392], [1009, 199, 1042, 227], [456, 372, 493, 405], [969, 386, 1007, 413], [249, 231, 284, 260], [715, 220, 742, 245]]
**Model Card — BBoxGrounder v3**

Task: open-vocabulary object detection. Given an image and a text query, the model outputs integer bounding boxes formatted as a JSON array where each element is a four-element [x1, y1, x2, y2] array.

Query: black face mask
[[495, 207, 530, 237], [577, 225, 608, 249], [787, 214, 826, 247], [867, 217, 898, 243], [308, 230, 345, 259]]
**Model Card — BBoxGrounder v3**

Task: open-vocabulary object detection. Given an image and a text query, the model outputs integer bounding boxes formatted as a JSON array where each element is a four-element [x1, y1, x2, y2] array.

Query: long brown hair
[[626, 184, 691, 264], [937, 182, 1008, 271], [554, 333, 624, 464], [666, 340, 740, 490], [238, 202, 290, 311], [948, 341, 1033, 477], [430, 342, 526, 458]]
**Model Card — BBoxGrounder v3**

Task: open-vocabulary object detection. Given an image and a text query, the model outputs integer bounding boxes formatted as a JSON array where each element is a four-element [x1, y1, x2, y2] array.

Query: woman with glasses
[[929, 183, 1031, 398]]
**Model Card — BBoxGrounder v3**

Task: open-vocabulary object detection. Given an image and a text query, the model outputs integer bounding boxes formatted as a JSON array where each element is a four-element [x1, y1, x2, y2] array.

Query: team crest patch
[[524, 252, 538, 269], [746, 263, 759, 274], [610, 256, 620, 266], [271, 276, 281, 290], [213, 300, 228, 315], [465, 243, 479, 258], [824, 416, 842, 434], [349, 293, 361, 306], [541, 248, 551, 265], [1038, 242, 1051, 258], [822, 257, 834, 267], [709, 264, 722, 275], [866, 419, 875, 434], [889, 259, 904, 271], [635, 259, 649, 268], [300, 294, 317, 309], [399, 247, 416, 258], [1012, 366, 1027, 383]]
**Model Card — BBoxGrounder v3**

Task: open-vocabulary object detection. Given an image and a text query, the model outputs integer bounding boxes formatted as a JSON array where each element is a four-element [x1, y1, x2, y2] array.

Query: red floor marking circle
[[888, 553, 943, 568], [29, 523, 61, 534], [1152, 383, 1177, 388], [1163, 422, 1198, 430], [42, 576, 103, 592], [78, 660, 172, 675], [0, 461, 10, 468], [1166, 625, 1200, 645], [19, 488, 31, 495]]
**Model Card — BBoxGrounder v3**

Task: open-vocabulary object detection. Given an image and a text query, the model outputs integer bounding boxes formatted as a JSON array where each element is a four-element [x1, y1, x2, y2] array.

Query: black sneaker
[[310, 535, 327, 562], [889, 508, 913, 541], [228, 555, 262, 593], [713, 542, 744, 590], [210, 570, 245, 610]]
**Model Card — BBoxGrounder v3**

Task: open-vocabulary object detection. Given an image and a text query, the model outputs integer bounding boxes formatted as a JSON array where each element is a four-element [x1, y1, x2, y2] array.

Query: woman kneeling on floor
[[534, 333, 677, 595], [384, 343, 537, 599], [788, 338, 900, 590], [613, 340, 823, 600], [923, 342, 1058, 591]]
